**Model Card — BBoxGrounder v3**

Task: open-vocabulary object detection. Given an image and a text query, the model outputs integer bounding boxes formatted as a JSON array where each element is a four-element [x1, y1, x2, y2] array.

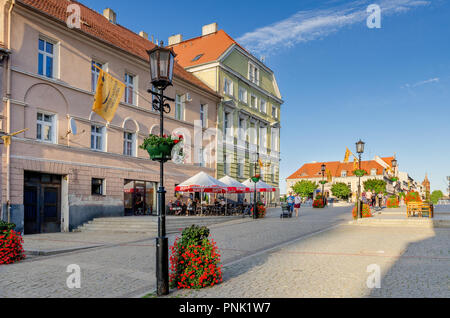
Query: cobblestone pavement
[[1, 206, 448, 297]]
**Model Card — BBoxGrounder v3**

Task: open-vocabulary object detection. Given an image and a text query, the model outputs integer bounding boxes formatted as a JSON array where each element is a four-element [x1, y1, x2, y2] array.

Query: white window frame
[[123, 131, 136, 157], [91, 124, 106, 151], [38, 38, 56, 78], [175, 94, 185, 121], [223, 77, 233, 96], [248, 62, 260, 85], [238, 87, 247, 104], [371, 168, 377, 176], [260, 99, 267, 113], [272, 106, 278, 119], [341, 170, 347, 177], [91, 61, 103, 92], [124, 73, 136, 105], [36, 111, 57, 144], [200, 104, 208, 128], [250, 94, 257, 109]]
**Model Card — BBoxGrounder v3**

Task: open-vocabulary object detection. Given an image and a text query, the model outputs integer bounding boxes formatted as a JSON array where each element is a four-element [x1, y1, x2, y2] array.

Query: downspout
[[4, 0, 15, 222]]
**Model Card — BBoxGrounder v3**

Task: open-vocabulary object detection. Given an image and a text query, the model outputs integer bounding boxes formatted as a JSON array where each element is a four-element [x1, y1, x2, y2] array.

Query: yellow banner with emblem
[[344, 147, 351, 163], [92, 66, 125, 123]]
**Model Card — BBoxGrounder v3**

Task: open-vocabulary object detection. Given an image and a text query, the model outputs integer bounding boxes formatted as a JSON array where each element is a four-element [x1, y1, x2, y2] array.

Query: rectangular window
[[200, 104, 208, 128], [341, 171, 347, 177], [123, 132, 135, 156], [259, 126, 267, 149], [124, 73, 135, 105], [223, 78, 233, 96], [238, 87, 247, 103], [175, 94, 185, 121], [260, 99, 266, 113], [250, 95, 257, 108], [238, 118, 245, 140], [248, 63, 260, 85], [38, 38, 54, 78], [272, 106, 277, 119], [371, 169, 377, 176], [271, 128, 279, 151], [91, 178, 104, 196], [91, 61, 103, 92], [91, 125, 105, 151], [36, 112, 56, 143]]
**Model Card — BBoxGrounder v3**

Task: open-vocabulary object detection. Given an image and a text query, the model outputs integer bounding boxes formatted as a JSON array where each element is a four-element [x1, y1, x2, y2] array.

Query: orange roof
[[287, 157, 395, 180], [168, 29, 246, 68], [16, 0, 218, 97]]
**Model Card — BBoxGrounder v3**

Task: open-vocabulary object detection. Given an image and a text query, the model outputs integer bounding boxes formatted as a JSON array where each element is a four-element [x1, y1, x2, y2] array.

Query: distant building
[[286, 156, 415, 199]]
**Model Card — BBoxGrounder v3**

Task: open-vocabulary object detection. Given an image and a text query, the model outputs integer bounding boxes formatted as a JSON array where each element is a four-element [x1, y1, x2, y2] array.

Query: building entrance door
[[24, 171, 61, 234], [124, 180, 157, 216]]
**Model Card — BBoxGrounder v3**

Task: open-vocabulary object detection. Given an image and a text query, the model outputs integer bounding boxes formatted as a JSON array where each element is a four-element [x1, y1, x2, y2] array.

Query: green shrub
[[0, 221, 16, 232]]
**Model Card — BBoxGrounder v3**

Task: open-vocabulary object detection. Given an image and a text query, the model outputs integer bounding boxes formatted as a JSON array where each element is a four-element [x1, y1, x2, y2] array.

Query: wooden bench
[[407, 202, 433, 218]]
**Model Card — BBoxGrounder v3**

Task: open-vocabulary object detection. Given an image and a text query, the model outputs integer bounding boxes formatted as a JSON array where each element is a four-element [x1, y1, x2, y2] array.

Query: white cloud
[[237, 0, 431, 55], [402, 77, 440, 89]]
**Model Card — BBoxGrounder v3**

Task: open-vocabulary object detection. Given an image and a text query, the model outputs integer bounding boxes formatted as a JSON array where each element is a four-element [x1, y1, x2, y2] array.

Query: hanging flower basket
[[140, 134, 183, 162], [353, 169, 368, 177], [391, 177, 398, 182], [251, 174, 261, 183], [319, 180, 327, 185]]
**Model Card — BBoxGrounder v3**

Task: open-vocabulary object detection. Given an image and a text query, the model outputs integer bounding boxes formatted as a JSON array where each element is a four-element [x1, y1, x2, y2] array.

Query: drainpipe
[[4, 0, 15, 222]]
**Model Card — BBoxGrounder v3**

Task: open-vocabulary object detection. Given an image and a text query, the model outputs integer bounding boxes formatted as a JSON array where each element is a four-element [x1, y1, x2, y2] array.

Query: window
[[36, 112, 56, 143], [175, 94, 185, 121], [191, 54, 204, 62], [371, 168, 377, 176], [223, 78, 233, 96], [38, 38, 54, 78], [272, 106, 278, 119], [248, 62, 260, 85], [91, 125, 105, 151], [238, 162, 244, 178], [224, 111, 232, 138], [341, 170, 347, 177], [238, 87, 247, 103], [271, 128, 279, 151], [123, 132, 135, 156], [91, 178, 104, 196], [124, 73, 135, 105], [91, 61, 103, 92], [238, 118, 245, 140], [200, 104, 208, 128], [250, 95, 257, 108], [260, 99, 267, 113], [259, 126, 267, 149]]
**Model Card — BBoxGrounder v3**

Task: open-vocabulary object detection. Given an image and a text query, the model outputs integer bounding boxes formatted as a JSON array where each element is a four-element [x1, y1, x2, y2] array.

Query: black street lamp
[[356, 139, 365, 219], [321, 164, 326, 205], [391, 158, 398, 195], [147, 43, 176, 296], [252, 152, 260, 220]]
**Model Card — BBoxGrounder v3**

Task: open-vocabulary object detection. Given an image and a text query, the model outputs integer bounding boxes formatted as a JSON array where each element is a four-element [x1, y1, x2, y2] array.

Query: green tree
[[330, 182, 351, 200], [363, 179, 387, 193], [430, 190, 444, 204], [292, 180, 318, 198]]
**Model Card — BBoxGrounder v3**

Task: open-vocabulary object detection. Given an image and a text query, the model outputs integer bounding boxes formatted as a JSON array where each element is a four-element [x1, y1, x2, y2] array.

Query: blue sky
[[81, 0, 450, 194]]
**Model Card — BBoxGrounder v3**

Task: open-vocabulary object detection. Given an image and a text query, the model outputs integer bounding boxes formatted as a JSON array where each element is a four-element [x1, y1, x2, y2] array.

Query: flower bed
[[313, 195, 326, 208], [352, 204, 372, 219], [405, 191, 422, 204], [386, 196, 399, 208], [0, 221, 26, 265], [170, 225, 222, 290]]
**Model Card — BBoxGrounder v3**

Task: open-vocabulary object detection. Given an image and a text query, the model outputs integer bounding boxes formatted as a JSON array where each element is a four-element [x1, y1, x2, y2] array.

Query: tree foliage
[[430, 190, 444, 204], [292, 180, 318, 198], [363, 179, 386, 193], [331, 182, 351, 199]]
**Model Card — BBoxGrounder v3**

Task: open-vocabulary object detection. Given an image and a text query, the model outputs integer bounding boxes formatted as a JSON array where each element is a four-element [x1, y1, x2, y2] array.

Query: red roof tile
[[16, 0, 219, 97], [287, 157, 395, 180]]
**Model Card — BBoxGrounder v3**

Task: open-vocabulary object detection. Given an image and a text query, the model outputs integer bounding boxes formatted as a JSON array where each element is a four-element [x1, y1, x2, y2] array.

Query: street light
[[391, 158, 398, 195], [251, 152, 260, 220], [321, 164, 326, 205], [356, 139, 365, 219], [147, 42, 176, 296]]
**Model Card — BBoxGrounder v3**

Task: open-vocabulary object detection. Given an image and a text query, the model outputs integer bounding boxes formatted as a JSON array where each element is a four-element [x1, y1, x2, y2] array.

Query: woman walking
[[294, 194, 302, 218]]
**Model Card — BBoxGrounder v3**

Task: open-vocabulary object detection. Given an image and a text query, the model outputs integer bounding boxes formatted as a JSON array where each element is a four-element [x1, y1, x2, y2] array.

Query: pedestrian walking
[[287, 192, 295, 214], [294, 194, 302, 218], [377, 192, 383, 209]]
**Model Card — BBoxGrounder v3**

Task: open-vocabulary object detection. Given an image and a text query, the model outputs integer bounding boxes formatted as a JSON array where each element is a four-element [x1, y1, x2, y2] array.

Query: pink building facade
[[0, 0, 220, 233]]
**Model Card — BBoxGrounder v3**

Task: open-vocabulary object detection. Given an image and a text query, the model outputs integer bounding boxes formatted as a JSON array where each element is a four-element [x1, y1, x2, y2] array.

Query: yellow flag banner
[[344, 147, 350, 163], [353, 157, 358, 170], [92, 67, 125, 123], [326, 169, 332, 183], [258, 159, 264, 168]]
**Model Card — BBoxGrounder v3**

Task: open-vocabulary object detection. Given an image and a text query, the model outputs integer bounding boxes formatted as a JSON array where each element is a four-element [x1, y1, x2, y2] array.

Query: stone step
[[349, 218, 450, 228]]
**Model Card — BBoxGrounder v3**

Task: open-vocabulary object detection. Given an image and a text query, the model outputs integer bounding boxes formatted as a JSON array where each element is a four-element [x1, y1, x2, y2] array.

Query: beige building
[[0, 0, 221, 233]]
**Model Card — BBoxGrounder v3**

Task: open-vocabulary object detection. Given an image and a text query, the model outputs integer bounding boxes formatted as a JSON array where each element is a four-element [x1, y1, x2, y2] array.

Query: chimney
[[103, 8, 116, 24], [168, 34, 183, 46], [202, 23, 218, 36], [139, 31, 148, 40]]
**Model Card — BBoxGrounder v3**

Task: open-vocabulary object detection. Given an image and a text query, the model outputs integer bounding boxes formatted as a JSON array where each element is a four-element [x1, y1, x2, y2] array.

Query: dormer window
[[371, 168, 377, 176], [341, 170, 347, 177], [248, 62, 260, 85]]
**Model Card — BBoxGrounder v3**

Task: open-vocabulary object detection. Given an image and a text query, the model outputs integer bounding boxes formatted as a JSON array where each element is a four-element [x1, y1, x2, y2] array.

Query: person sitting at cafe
[[186, 199, 194, 216]]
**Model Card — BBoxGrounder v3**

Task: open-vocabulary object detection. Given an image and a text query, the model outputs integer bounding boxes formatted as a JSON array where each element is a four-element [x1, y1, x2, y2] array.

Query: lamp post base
[[156, 236, 169, 296]]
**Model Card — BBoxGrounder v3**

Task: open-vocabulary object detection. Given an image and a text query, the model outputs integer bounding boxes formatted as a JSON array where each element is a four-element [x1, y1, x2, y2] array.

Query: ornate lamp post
[[147, 43, 176, 296], [321, 164, 326, 205], [356, 139, 365, 218], [391, 158, 398, 196], [251, 152, 260, 219]]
